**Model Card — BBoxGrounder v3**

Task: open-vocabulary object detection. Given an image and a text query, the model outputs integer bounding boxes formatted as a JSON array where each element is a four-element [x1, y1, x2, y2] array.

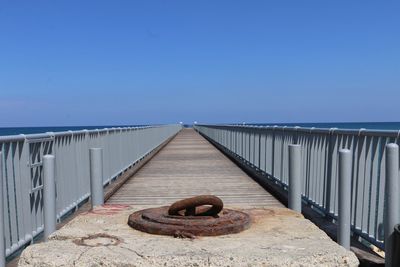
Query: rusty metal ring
[[168, 195, 223, 216]]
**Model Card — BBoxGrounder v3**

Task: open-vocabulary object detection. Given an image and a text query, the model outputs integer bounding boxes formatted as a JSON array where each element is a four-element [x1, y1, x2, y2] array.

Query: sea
[[0, 125, 143, 136], [0, 122, 400, 136], [248, 122, 400, 131]]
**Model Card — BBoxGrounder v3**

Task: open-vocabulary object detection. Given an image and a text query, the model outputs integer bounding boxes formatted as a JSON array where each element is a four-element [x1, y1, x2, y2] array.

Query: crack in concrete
[[120, 245, 148, 260], [72, 247, 92, 266]]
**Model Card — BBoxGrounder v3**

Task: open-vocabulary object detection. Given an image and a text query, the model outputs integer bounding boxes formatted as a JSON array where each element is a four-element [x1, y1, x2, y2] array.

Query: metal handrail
[[198, 124, 400, 137], [194, 124, 400, 250], [0, 124, 182, 258], [0, 125, 178, 142]]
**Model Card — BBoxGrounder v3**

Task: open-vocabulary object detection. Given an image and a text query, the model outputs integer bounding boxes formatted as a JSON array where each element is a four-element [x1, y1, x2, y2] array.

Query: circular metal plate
[[128, 206, 251, 237]]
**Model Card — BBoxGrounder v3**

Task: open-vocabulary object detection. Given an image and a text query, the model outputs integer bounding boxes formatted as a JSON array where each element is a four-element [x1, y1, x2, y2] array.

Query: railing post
[[43, 154, 56, 241], [385, 143, 399, 267], [338, 149, 351, 250], [289, 144, 302, 212], [90, 148, 104, 208], [0, 152, 5, 267], [325, 128, 337, 214]]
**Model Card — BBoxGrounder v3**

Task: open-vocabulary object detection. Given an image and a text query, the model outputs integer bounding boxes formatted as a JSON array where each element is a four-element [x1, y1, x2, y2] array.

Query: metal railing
[[0, 124, 181, 257], [194, 124, 400, 250]]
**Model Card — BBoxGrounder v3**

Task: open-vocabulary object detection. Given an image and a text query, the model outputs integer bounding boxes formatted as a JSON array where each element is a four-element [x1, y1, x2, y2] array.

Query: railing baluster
[[43, 154, 56, 241], [385, 143, 399, 267], [90, 148, 104, 208], [289, 144, 302, 212], [0, 151, 5, 267], [338, 149, 351, 250]]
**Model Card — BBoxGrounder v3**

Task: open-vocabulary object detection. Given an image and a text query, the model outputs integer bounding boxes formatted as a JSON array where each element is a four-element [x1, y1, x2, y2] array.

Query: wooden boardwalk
[[108, 129, 283, 208]]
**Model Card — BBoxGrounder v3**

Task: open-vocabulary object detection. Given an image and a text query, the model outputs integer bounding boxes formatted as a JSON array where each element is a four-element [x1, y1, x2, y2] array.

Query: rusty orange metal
[[128, 195, 251, 237]]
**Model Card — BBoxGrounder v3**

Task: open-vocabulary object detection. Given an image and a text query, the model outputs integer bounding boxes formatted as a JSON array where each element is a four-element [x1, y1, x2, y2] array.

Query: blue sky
[[1, 1, 399, 126]]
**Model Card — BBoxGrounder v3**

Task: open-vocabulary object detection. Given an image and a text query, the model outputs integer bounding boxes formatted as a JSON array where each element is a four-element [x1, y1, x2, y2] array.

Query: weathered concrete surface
[[18, 205, 359, 267]]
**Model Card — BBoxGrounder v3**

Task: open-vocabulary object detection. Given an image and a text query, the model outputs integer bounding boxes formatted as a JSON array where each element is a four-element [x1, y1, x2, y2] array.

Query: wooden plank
[[107, 129, 283, 208]]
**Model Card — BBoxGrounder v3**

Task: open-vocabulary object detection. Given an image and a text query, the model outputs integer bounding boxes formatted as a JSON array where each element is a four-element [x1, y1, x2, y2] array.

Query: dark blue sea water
[[248, 122, 400, 131], [0, 122, 399, 136], [0, 125, 143, 136]]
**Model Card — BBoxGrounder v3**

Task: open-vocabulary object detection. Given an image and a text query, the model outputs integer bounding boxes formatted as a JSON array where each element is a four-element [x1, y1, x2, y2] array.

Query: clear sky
[[1, 1, 399, 126]]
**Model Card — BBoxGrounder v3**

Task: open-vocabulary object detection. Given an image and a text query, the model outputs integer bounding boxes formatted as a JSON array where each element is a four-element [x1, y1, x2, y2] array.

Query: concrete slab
[[18, 205, 359, 267]]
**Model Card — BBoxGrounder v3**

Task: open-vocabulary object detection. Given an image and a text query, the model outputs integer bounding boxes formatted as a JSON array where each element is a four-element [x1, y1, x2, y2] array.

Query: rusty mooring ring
[[128, 195, 251, 237], [168, 195, 223, 216]]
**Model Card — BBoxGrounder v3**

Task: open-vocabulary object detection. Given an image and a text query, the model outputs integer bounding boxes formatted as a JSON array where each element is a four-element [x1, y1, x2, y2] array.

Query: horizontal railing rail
[[194, 124, 400, 250], [0, 124, 182, 257]]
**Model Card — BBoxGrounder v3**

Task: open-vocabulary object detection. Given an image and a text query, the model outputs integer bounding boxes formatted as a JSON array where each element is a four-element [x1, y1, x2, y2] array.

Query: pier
[[3, 1, 399, 265], [0, 125, 398, 266], [108, 129, 283, 208]]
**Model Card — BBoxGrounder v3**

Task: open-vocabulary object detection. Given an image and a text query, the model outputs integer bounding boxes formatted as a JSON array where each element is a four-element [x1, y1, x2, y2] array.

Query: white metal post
[[289, 144, 302, 212], [0, 152, 5, 267], [338, 149, 351, 250], [43, 155, 56, 241], [90, 148, 104, 208], [385, 143, 399, 267]]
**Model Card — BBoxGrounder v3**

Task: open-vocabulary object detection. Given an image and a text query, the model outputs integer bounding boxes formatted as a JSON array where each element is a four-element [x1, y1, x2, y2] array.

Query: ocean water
[[0, 122, 399, 136], [0, 125, 142, 136], [247, 122, 400, 131]]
